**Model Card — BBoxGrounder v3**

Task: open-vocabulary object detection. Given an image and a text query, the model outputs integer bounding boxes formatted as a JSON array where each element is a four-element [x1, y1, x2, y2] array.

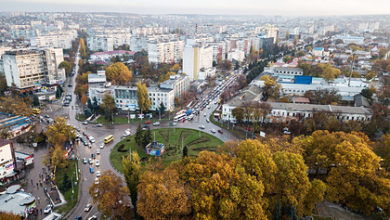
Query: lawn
[[55, 160, 79, 214], [96, 115, 169, 125], [110, 128, 224, 173]]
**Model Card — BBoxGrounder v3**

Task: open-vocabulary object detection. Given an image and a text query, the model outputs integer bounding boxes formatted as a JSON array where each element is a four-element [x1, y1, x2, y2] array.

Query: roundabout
[[110, 128, 224, 173]]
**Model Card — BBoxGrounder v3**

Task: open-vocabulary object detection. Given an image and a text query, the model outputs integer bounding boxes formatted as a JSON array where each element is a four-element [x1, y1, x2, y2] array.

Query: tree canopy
[[105, 62, 132, 85], [136, 81, 151, 112]]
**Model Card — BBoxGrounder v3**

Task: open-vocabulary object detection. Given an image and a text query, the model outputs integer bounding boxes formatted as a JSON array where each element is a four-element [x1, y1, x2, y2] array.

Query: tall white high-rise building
[[182, 40, 213, 81]]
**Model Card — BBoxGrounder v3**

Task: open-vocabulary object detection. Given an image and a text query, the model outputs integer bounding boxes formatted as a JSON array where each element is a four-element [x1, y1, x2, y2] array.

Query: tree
[[33, 95, 40, 106], [100, 92, 116, 121], [219, 60, 233, 71], [45, 117, 76, 146], [137, 167, 191, 220], [374, 133, 390, 169], [171, 63, 181, 72], [80, 93, 88, 106], [261, 75, 281, 100], [51, 145, 68, 169], [0, 95, 33, 116], [297, 131, 390, 215], [89, 170, 131, 219], [79, 38, 87, 58], [361, 88, 374, 100], [158, 102, 166, 115], [232, 107, 244, 124], [135, 124, 143, 146], [0, 74, 7, 93], [122, 152, 141, 217], [87, 98, 93, 111], [136, 81, 151, 112], [182, 146, 188, 158], [105, 62, 132, 85], [59, 61, 73, 76], [142, 128, 152, 147], [0, 212, 20, 220], [302, 179, 327, 216]]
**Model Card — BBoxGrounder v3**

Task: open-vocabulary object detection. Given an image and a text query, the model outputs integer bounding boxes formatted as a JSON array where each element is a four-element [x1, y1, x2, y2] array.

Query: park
[[110, 128, 224, 172]]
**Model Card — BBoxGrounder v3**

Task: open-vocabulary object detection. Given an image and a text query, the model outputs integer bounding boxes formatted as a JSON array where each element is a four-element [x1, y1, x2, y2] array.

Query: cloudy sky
[[1, 0, 390, 16]]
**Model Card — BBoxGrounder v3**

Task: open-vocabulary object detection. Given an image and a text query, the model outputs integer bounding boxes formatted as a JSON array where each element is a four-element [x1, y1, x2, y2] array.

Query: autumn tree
[[261, 75, 281, 100], [89, 170, 131, 219], [100, 92, 116, 121], [79, 38, 87, 58], [122, 152, 141, 217], [374, 133, 390, 169], [0, 212, 20, 220], [0, 95, 33, 116], [297, 130, 390, 215], [232, 107, 244, 124], [45, 117, 76, 146], [137, 167, 191, 220], [105, 62, 132, 85], [136, 81, 151, 112]]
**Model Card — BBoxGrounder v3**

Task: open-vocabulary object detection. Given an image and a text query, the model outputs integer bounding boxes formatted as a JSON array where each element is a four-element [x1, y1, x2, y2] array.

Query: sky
[[1, 0, 390, 16]]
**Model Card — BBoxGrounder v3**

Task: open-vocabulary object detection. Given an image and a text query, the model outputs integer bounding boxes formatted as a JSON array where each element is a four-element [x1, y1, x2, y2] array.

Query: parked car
[[96, 149, 100, 155], [43, 204, 53, 214], [96, 171, 101, 177], [89, 166, 94, 174], [95, 177, 99, 185], [95, 160, 100, 167], [82, 121, 88, 125], [88, 158, 93, 165], [218, 129, 223, 134], [88, 216, 97, 220], [83, 158, 87, 164], [75, 216, 82, 220], [96, 123, 103, 127], [206, 118, 210, 123], [210, 129, 216, 133], [99, 143, 104, 149], [84, 203, 92, 212], [199, 125, 205, 129], [153, 121, 160, 126]]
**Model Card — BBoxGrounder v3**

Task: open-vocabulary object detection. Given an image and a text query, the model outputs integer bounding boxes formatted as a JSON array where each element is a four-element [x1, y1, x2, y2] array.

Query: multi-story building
[[160, 74, 190, 98], [30, 30, 77, 49], [130, 37, 149, 52], [182, 41, 213, 81], [88, 84, 175, 112], [147, 39, 184, 63], [3, 49, 65, 89], [87, 35, 114, 51]]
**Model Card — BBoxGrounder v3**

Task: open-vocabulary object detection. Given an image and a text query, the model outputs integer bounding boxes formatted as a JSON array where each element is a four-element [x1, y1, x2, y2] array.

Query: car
[[95, 177, 99, 185], [88, 215, 97, 220], [82, 132, 87, 136], [95, 160, 100, 167], [206, 118, 210, 123], [204, 113, 207, 117], [83, 158, 87, 164], [210, 129, 216, 133], [153, 121, 160, 126], [89, 166, 94, 173], [44, 115, 50, 118], [75, 216, 82, 220], [96, 171, 101, 177], [218, 129, 223, 134], [68, 84, 72, 87], [83, 141, 89, 147], [145, 120, 152, 124], [89, 136, 95, 143], [82, 121, 88, 125], [84, 203, 92, 212], [96, 149, 100, 155], [96, 123, 103, 127], [99, 143, 104, 149], [142, 125, 149, 130], [199, 125, 205, 129], [88, 158, 93, 165], [43, 204, 53, 214], [91, 154, 96, 159]]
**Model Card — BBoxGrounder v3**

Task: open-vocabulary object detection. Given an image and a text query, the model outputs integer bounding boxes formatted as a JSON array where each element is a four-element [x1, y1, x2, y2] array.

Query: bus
[[173, 113, 186, 122], [32, 108, 40, 114], [104, 135, 114, 144]]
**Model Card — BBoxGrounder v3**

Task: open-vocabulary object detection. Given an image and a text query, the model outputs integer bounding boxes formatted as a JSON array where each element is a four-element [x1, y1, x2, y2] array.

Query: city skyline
[[2, 0, 390, 16]]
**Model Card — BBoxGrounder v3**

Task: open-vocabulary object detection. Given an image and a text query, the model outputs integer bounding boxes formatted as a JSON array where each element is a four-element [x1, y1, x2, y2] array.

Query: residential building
[[89, 50, 135, 64], [182, 41, 213, 81], [3, 49, 66, 89], [88, 70, 106, 87], [87, 35, 114, 51], [30, 30, 77, 49], [312, 47, 324, 57], [147, 39, 184, 63], [160, 74, 190, 98]]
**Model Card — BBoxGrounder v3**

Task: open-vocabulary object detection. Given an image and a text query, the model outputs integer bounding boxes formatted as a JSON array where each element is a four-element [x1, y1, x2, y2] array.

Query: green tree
[[59, 61, 72, 76], [105, 62, 132, 85], [142, 128, 152, 147], [87, 98, 93, 111], [100, 92, 116, 121], [182, 145, 188, 158], [136, 81, 151, 112], [158, 102, 166, 115], [135, 124, 143, 146], [122, 152, 141, 217], [33, 95, 40, 106]]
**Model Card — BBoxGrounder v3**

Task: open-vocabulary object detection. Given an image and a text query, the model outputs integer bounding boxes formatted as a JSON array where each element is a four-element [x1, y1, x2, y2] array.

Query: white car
[[43, 204, 52, 214], [94, 177, 99, 185], [153, 121, 160, 126], [199, 125, 205, 129], [99, 143, 104, 149], [84, 203, 92, 212], [96, 171, 101, 177], [96, 149, 100, 155], [95, 160, 100, 167], [210, 129, 216, 133], [89, 136, 95, 143], [204, 113, 207, 117]]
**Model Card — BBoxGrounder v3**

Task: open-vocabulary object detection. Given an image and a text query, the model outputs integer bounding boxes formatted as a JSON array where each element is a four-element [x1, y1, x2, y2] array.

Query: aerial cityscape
[[0, 1, 390, 220]]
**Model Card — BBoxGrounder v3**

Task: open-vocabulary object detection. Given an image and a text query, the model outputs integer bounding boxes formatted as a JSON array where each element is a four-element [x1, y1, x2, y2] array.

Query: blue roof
[[294, 76, 312, 85], [314, 47, 324, 51]]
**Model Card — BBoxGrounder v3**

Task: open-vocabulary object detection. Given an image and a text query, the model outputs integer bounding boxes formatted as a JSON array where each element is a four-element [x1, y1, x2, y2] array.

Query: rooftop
[[0, 185, 35, 217]]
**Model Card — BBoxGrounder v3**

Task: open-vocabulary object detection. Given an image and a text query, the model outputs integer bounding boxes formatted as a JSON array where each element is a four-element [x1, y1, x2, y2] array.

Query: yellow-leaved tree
[[136, 81, 151, 112], [105, 62, 132, 85]]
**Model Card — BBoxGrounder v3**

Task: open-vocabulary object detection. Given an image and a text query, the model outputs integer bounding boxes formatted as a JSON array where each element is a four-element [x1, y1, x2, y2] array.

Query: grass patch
[[110, 128, 224, 173], [76, 114, 86, 121], [96, 116, 169, 125], [209, 111, 245, 139], [55, 160, 79, 214]]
